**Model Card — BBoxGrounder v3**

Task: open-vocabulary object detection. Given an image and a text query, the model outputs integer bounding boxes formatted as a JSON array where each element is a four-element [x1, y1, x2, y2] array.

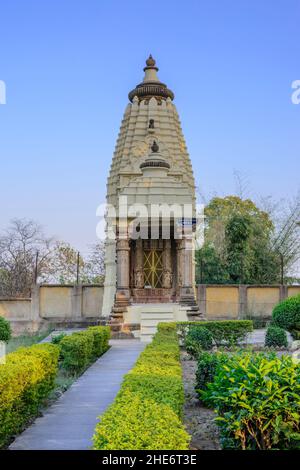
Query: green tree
[[225, 213, 252, 283], [196, 196, 281, 284]]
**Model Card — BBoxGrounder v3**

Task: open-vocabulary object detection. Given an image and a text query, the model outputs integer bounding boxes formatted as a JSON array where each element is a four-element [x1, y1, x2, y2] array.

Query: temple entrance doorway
[[130, 238, 177, 304]]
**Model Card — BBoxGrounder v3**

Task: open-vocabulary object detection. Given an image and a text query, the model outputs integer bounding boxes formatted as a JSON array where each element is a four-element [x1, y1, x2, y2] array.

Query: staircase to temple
[[140, 304, 176, 342]]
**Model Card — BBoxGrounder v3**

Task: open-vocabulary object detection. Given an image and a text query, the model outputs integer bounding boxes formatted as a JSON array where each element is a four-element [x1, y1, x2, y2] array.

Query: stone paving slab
[[9, 339, 145, 450]]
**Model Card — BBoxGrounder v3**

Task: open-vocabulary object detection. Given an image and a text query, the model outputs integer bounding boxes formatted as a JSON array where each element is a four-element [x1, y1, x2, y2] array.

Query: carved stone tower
[[102, 56, 200, 333]]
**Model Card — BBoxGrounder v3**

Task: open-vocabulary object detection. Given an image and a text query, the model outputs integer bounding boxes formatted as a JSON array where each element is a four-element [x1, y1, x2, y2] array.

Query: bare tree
[[82, 242, 105, 283], [46, 241, 105, 284], [46, 241, 84, 284], [233, 169, 251, 200], [271, 192, 300, 280], [0, 219, 54, 297]]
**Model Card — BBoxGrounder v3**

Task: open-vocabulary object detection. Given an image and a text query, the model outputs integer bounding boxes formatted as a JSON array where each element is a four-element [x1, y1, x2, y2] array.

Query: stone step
[[141, 317, 173, 326], [140, 313, 174, 321], [140, 307, 175, 313], [139, 304, 176, 342], [141, 326, 158, 335]]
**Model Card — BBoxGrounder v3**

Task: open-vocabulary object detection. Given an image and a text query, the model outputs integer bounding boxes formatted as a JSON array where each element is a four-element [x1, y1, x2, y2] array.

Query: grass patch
[[6, 328, 53, 354]]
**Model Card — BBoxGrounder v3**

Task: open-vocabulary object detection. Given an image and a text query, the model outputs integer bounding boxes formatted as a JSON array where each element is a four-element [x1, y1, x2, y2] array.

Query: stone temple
[[102, 55, 202, 340]]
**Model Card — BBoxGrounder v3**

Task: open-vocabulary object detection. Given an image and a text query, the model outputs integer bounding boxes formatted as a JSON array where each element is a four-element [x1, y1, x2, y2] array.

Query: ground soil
[[180, 350, 221, 450]]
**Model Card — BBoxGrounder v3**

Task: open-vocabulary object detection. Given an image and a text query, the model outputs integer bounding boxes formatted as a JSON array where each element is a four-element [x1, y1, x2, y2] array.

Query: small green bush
[[177, 320, 253, 346], [60, 333, 91, 373], [88, 326, 110, 357], [0, 317, 12, 343], [272, 294, 300, 331], [265, 325, 288, 348], [93, 322, 190, 450], [0, 343, 59, 448], [291, 329, 300, 340], [51, 332, 66, 344], [200, 352, 300, 450], [59, 326, 110, 374], [195, 351, 227, 395], [185, 326, 213, 357]]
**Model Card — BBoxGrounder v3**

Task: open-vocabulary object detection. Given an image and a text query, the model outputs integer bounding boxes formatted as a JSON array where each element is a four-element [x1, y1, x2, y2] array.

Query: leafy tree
[[196, 196, 281, 284], [225, 213, 252, 282]]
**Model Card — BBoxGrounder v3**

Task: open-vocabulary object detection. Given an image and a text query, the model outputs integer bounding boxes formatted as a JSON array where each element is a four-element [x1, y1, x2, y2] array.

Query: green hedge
[[59, 326, 110, 374], [265, 325, 288, 348], [177, 320, 253, 346], [0, 316, 11, 343], [272, 294, 300, 332], [0, 343, 59, 448], [93, 323, 190, 450], [198, 352, 300, 450]]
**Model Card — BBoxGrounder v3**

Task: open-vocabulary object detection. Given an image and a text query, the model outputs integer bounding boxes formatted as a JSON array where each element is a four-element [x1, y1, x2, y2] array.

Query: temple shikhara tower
[[102, 56, 201, 340]]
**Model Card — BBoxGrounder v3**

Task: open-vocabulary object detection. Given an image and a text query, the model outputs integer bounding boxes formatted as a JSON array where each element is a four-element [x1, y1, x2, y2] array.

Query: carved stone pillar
[[116, 238, 130, 290], [176, 239, 184, 290], [112, 237, 130, 321], [134, 238, 144, 288], [178, 237, 196, 304], [162, 239, 173, 288]]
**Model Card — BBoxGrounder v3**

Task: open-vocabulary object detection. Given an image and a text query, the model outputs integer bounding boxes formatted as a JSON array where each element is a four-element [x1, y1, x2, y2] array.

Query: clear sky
[[0, 0, 299, 252]]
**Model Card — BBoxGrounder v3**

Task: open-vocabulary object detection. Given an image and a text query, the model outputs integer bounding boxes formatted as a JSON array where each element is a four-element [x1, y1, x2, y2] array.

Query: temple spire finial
[[143, 54, 159, 82], [146, 54, 156, 67], [128, 56, 174, 102]]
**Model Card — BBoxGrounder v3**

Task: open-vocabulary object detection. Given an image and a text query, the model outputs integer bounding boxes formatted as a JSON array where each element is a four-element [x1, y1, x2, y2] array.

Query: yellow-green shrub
[[60, 326, 110, 374], [93, 322, 190, 450], [0, 343, 59, 448], [93, 391, 189, 450], [88, 326, 110, 357]]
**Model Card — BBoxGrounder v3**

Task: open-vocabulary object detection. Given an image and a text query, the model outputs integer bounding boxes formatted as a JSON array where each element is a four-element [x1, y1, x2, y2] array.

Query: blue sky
[[0, 0, 299, 252]]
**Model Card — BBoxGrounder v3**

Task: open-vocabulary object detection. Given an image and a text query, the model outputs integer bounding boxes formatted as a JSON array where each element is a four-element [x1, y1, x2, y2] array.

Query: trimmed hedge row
[[0, 343, 59, 448], [177, 320, 253, 347], [59, 326, 110, 374], [93, 323, 190, 450]]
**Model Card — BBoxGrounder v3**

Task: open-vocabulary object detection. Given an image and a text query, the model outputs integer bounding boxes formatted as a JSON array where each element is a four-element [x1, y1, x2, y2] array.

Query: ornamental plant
[[200, 352, 300, 450], [272, 294, 300, 336], [265, 325, 288, 348], [195, 351, 227, 395]]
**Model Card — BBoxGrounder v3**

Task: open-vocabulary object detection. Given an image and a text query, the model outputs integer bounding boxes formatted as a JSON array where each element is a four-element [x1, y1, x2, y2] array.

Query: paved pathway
[[9, 340, 145, 450]]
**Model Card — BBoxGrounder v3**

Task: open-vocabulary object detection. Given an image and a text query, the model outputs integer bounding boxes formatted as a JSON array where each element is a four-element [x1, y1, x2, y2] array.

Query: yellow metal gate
[[143, 250, 163, 288]]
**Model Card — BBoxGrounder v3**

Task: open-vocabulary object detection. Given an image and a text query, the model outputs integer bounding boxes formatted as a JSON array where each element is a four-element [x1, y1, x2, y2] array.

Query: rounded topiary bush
[[272, 294, 300, 331], [185, 326, 214, 357], [0, 316, 12, 342], [265, 325, 288, 348]]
